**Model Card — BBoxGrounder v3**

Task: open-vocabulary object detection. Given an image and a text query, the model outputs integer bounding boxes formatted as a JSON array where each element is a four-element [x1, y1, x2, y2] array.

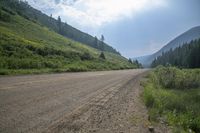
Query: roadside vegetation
[[142, 66, 200, 133]]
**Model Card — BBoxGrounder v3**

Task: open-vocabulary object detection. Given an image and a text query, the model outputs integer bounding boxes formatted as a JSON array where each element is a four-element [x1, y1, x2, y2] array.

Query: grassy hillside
[[0, 7, 137, 75], [142, 66, 200, 133], [0, 0, 120, 54]]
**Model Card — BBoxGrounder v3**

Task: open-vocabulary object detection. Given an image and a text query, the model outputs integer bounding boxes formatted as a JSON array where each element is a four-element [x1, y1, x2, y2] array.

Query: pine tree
[[94, 36, 98, 48], [128, 58, 132, 64], [99, 35, 105, 51], [99, 52, 106, 59], [57, 16, 62, 34], [100, 35, 105, 42]]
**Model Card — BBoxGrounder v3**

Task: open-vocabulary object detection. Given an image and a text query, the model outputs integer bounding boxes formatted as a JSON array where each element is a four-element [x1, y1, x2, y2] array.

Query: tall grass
[[143, 66, 200, 133]]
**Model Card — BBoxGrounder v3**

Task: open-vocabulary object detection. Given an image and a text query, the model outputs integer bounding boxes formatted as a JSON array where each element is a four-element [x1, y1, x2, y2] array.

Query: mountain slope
[[151, 38, 200, 68], [0, 2, 137, 75], [135, 26, 200, 67], [0, 0, 120, 54]]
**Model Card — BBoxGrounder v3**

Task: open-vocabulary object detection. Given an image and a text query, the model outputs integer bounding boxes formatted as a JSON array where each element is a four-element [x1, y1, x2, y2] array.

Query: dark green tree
[[94, 36, 98, 48], [100, 35, 105, 42], [57, 16, 62, 34], [132, 59, 142, 68], [99, 35, 105, 51], [99, 52, 106, 59], [128, 58, 132, 64]]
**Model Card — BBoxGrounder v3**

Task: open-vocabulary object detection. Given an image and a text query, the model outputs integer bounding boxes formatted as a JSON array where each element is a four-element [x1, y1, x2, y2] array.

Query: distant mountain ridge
[[135, 26, 200, 67]]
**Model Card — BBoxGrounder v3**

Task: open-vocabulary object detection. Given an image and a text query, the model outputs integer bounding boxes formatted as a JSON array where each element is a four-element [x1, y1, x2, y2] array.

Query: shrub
[[154, 66, 200, 89], [143, 67, 200, 132], [99, 52, 106, 59], [143, 84, 155, 108], [80, 52, 93, 60]]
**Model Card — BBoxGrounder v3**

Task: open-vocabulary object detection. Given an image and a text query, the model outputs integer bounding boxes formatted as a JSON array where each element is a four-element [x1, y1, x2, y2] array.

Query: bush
[[80, 52, 93, 60], [143, 84, 155, 108], [154, 66, 200, 89], [143, 67, 200, 132]]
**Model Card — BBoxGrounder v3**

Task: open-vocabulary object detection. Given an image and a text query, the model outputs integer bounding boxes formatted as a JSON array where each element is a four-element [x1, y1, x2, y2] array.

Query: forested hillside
[[0, 0, 120, 54], [151, 39, 200, 68], [0, 0, 138, 75], [135, 26, 200, 67]]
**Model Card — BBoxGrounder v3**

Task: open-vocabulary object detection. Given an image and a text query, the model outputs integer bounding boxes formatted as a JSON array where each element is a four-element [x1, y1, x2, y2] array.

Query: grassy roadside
[[142, 66, 200, 133], [0, 60, 136, 75]]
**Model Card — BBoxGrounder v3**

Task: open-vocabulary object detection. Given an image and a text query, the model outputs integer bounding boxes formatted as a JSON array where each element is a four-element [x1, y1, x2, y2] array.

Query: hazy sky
[[27, 0, 200, 58]]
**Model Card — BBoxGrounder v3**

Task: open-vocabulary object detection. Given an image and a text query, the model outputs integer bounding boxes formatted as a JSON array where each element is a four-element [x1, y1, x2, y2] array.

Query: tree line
[[128, 59, 143, 68], [151, 38, 200, 68]]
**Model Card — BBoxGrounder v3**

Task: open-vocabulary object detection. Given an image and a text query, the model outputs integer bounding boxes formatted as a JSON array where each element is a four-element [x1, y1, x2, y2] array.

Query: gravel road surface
[[0, 69, 158, 133]]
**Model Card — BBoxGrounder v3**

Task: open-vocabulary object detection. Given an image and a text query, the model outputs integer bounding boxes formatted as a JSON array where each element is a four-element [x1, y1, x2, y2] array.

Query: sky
[[26, 0, 200, 58]]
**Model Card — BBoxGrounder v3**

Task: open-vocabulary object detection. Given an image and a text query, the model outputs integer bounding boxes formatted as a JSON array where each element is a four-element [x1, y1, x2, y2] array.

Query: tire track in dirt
[[0, 70, 152, 133], [45, 72, 150, 133]]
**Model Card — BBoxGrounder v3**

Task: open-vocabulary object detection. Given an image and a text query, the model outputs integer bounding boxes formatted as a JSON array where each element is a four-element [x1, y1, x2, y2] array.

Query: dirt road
[[0, 69, 151, 133]]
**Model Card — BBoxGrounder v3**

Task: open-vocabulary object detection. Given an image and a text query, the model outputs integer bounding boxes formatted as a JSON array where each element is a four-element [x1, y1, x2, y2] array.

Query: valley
[[0, 0, 200, 133]]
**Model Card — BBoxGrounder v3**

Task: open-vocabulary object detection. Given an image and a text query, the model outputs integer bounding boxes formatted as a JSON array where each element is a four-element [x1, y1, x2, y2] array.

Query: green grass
[[0, 9, 137, 75], [142, 66, 200, 133]]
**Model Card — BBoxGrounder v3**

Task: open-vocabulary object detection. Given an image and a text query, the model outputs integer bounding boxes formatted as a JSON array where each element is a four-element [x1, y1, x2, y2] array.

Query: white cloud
[[27, 0, 167, 28]]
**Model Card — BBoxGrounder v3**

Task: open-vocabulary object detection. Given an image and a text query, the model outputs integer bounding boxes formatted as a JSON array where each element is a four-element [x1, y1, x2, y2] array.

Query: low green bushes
[[154, 66, 200, 89], [143, 66, 200, 132]]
